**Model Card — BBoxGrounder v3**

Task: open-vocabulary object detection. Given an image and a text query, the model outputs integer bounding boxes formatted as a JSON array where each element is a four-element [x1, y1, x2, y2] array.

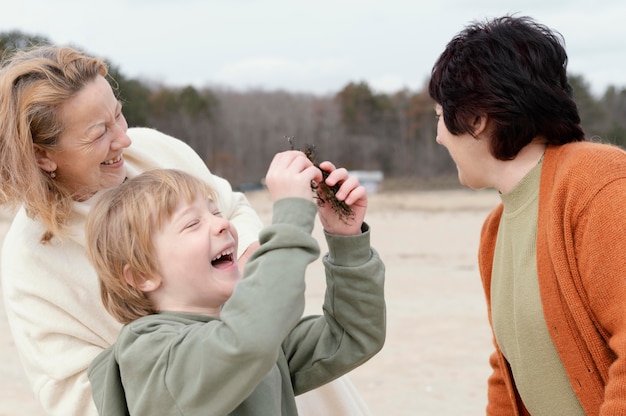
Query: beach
[[0, 188, 501, 416]]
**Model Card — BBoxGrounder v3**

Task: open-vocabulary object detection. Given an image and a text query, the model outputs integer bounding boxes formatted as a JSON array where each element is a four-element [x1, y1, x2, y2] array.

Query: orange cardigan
[[478, 142, 626, 416]]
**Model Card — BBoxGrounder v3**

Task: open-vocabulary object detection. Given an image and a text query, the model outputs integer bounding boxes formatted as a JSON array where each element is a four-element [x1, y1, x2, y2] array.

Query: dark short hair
[[429, 15, 585, 160]]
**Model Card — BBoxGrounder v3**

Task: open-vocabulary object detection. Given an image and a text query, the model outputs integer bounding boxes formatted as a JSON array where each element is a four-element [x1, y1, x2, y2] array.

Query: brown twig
[[286, 136, 354, 222]]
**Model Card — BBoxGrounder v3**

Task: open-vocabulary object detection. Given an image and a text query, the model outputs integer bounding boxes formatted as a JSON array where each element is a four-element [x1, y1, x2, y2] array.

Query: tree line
[[2, 31, 626, 189]]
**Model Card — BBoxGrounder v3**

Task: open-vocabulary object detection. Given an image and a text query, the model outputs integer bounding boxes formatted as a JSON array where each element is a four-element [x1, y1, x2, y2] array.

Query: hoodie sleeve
[[281, 223, 387, 394]]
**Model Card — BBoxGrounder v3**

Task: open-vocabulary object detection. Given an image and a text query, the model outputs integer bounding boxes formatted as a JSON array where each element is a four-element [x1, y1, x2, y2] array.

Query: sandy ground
[[0, 188, 501, 416]]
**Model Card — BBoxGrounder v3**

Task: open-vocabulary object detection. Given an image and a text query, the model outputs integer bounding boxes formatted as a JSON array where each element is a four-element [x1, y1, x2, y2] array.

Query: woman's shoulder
[[126, 127, 186, 148], [541, 141, 626, 210], [123, 128, 204, 174], [545, 141, 626, 184], [551, 141, 626, 168], [2, 207, 45, 251]]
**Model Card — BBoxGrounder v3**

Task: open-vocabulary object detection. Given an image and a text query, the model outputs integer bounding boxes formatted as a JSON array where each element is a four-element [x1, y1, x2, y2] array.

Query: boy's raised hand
[[265, 151, 322, 202], [316, 161, 367, 236]]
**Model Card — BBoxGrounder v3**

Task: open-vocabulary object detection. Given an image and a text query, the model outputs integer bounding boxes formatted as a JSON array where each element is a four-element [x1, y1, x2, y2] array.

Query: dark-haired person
[[429, 15, 626, 415]]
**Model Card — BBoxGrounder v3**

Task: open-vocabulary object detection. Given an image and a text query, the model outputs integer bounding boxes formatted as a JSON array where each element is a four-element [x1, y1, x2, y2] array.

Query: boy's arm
[[280, 159, 384, 394], [282, 224, 386, 394]]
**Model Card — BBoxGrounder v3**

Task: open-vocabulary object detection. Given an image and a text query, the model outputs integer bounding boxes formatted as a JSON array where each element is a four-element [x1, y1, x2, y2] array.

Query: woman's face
[[434, 104, 492, 190], [47, 75, 131, 199]]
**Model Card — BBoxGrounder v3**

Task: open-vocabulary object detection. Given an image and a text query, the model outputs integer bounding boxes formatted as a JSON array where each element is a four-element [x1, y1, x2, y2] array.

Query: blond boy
[[85, 151, 386, 415]]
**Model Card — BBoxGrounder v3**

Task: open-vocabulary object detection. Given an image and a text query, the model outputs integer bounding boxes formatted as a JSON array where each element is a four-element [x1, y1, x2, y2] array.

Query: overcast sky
[[2, 0, 624, 97]]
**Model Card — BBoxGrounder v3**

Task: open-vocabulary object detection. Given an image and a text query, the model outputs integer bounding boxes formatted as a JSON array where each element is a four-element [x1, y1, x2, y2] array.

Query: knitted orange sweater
[[478, 141, 626, 416]]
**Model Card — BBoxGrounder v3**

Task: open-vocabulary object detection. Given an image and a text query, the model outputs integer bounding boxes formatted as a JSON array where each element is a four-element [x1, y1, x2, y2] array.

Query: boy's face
[[150, 196, 241, 316]]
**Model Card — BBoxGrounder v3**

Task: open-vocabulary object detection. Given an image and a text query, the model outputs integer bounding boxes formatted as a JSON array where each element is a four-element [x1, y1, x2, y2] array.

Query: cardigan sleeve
[[572, 178, 626, 414]]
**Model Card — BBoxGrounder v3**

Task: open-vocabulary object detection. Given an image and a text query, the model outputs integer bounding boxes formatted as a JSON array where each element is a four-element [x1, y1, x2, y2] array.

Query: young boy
[[85, 150, 386, 415]]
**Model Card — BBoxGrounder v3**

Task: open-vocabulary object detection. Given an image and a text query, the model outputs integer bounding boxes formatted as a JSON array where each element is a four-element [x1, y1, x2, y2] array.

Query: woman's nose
[[111, 127, 132, 150]]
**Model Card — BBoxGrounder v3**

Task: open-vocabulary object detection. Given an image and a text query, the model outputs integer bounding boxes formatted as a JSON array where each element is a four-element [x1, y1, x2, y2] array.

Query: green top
[[88, 197, 386, 416], [491, 158, 583, 415]]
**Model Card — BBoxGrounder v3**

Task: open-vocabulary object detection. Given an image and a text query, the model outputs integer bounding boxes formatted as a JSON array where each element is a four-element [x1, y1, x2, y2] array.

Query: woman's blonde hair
[[0, 45, 109, 242], [85, 169, 217, 324]]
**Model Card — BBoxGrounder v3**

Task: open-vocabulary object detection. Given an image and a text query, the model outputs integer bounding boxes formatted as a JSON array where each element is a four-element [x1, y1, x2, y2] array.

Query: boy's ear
[[123, 264, 161, 292], [33, 144, 57, 173]]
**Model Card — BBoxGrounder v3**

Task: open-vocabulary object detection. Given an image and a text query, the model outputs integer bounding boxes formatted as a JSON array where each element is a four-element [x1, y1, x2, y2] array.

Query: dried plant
[[286, 136, 354, 222]]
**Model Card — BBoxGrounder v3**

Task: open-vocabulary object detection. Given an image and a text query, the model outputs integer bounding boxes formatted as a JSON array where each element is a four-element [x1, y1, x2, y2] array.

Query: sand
[[0, 188, 501, 416]]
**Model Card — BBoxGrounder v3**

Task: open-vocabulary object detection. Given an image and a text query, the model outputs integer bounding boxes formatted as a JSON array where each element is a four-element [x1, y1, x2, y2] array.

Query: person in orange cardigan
[[428, 15, 626, 415]]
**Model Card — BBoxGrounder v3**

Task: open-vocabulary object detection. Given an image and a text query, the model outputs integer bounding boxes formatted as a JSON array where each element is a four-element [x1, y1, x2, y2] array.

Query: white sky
[[2, 0, 625, 97]]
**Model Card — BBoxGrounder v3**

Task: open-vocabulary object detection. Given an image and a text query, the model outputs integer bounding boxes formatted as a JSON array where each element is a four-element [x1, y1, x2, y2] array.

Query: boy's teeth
[[213, 250, 232, 261]]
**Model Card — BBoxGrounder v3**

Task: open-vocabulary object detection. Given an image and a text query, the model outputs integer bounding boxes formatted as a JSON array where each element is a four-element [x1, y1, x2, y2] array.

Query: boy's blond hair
[[85, 169, 217, 324]]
